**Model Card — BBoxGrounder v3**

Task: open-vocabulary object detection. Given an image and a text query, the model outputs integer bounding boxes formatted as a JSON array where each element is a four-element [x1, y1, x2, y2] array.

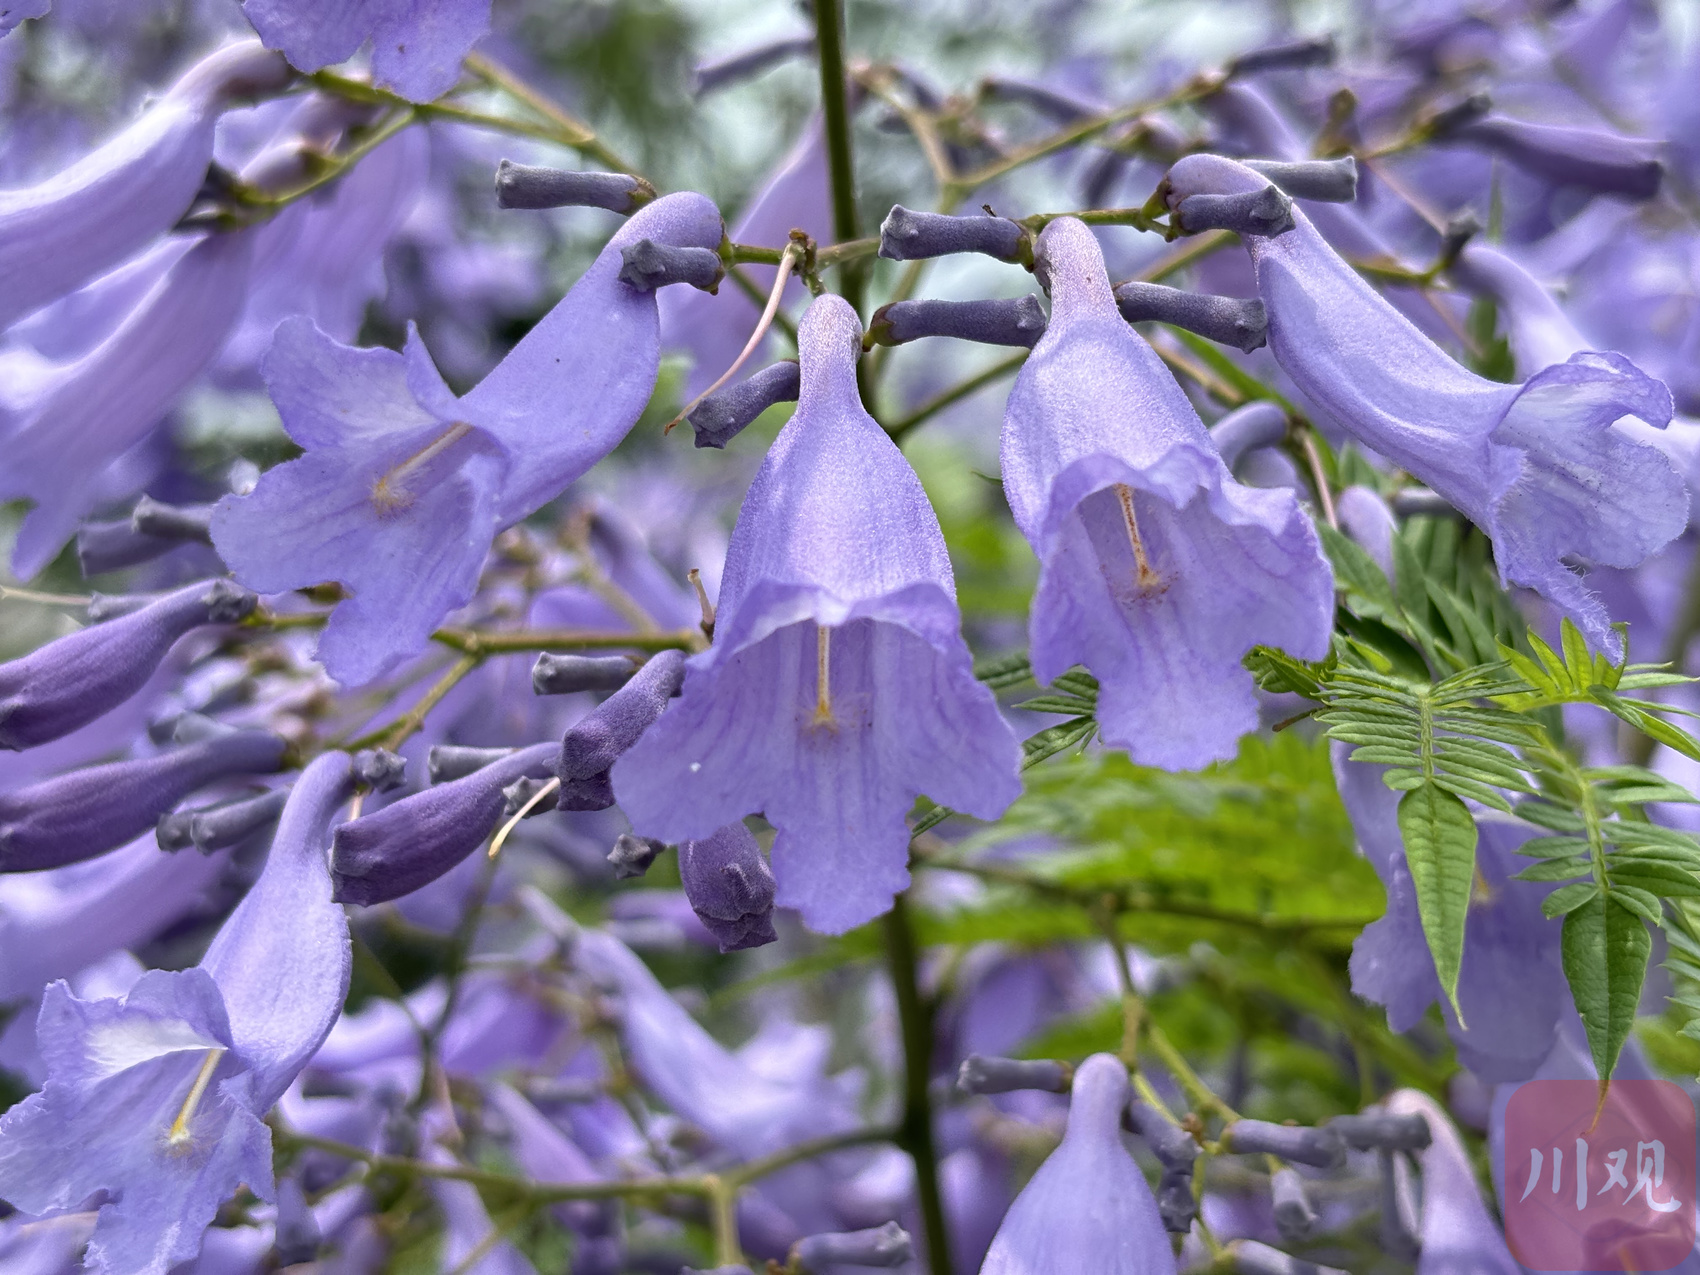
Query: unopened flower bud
[[130, 495, 215, 544], [1243, 156, 1358, 203], [1445, 114, 1663, 199], [608, 832, 666, 879], [1173, 184, 1295, 237], [1209, 400, 1288, 470], [693, 35, 815, 95], [1377, 1147, 1420, 1260], [1126, 1100, 1202, 1170], [427, 745, 515, 784], [1425, 91, 1493, 136], [1156, 1167, 1198, 1233], [869, 295, 1048, 348], [353, 748, 407, 792], [0, 579, 254, 751], [76, 519, 184, 575], [618, 240, 724, 293], [502, 775, 560, 818], [494, 160, 654, 213], [793, 1221, 913, 1270], [678, 822, 776, 952], [1225, 35, 1335, 77], [1113, 281, 1268, 351], [0, 731, 288, 871], [980, 75, 1101, 123], [878, 205, 1027, 262], [1272, 1167, 1317, 1241], [957, 1054, 1073, 1095], [1223, 1120, 1345, 1169], [158, 787, 291, 854], [532, 653, 636, 696], [1232, 1239, 1348, 1275], [555, 650, 686, 810], [688, 360, 801, 449]]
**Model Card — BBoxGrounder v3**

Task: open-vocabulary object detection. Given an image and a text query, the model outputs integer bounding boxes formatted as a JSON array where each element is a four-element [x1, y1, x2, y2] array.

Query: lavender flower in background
[[1384, 1089, 1520, 1274], [1002, 217, 1332, 769], [614, 294, 1022, 934], [0, 1, 49, 36], [241, 0, 493, 102]]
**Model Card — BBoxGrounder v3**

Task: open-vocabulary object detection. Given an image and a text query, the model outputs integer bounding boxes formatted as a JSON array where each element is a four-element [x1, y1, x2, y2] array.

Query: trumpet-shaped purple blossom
[[613, 294, 1022, 934], [1002, 217, 1333, 770], [211, 192, 723, 685], [1166, 153, 1688, 656], [0, 751, 354, 1275], [242, 0, 492, 102], [980, 1053, 1175, 1274]]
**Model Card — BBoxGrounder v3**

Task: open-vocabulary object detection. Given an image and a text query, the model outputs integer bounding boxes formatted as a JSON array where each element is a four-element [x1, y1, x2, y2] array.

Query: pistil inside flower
[[1114, 483, 1165, 593], [166, 1047, 226, 1149], [370, 422, 474, 515], [810, 624, 836, 729]]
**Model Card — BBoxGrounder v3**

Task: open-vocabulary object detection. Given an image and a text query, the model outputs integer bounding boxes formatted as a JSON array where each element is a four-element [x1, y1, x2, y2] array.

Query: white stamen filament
[[667, 245, 800, 432], [1114, 483, 1163, 591], [489, 776, 562, 859], [811, 624, 835, 728], [167, 1047, 226, 1147], [371, 422, 474, 513]]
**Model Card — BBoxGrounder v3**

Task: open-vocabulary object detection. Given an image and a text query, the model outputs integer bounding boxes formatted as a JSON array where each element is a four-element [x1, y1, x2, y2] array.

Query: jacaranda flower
[[1384, 1090, 1520, 1274], [210, 191, 724, 686], [0, 751, 355, 1275], [678, 821, 778, 952], [612, 294, 1022, 934], [242, 0, 491, 102], [1002, 216, 1333, 770], [1165, 153, 1688, 656]]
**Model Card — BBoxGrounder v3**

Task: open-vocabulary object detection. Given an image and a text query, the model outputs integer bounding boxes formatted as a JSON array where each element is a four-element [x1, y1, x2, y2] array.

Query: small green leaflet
[[1563, 893, 1652, 1083], [1397, 782, 1477, 1021]]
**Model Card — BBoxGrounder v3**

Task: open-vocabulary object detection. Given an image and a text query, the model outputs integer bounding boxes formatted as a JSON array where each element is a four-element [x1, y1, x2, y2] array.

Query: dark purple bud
[[0, 730, 287, 871], [1272, 1168, 1316, 1241], [1225, 35, 1336, 77], [869, 295, 1048, 348], [1327, 1111, 1431, 1152], [331, 742, 558, 905], [532, 653, 636, 696], [1209, 400, 1288, 470], [1390, 488, 1456, 518], [555, 650, 686, 810], [957, 1054, 1073, 1095], [1446, 115, 1663, 199], [0, 579, 254, 751], [1425, 91, 1493, 135], [1243, 156, 1358, 203], [980, 75, 1101, 123], [158, 786, 290, 854], [793, 1221, 913, 1270], [1376, 1148, 1420, 1260], [1112, 281, 1268, 351], [1173, 184, 1294, 238], [272, 1174, 320, 1266], [1082, 151, 1133, 210], [1232, 1240, 1347, 1275], [427, 745, 514, 784], [354, 748, 407, 792], [1223, 1120, 1345, 1170], [76, 519, 182, 575], [678, 822, 776, 952], [618, 240, 724, 293], [688, 360, 801, 450], [878, 205, 1027, 263], [692, 34, 816, 95], [494, 160, 654, 213], [503, 775, 560, 817], [608, 832, 666, 879], [165, 712, 240, 745], [1126, 1100, 1201, 1170], [130, 495, 215, 544], [1156, 1167, 1197, 1233]]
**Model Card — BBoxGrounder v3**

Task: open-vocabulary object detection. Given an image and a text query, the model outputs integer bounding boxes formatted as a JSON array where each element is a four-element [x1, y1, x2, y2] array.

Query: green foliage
[[1563, 894, 1652, 1082], [1396, 782, 1477, 1018]]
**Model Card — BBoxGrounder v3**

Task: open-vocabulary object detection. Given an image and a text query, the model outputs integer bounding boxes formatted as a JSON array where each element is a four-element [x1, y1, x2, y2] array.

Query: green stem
[[813, 0, 862, 317], [885, 352, 1027, 440], [882, 894, 953, 1275], [431, 626, 700, 655]]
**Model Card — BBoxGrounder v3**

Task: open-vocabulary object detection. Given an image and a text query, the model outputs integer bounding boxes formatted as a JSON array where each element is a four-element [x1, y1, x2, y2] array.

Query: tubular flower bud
[[608, 833, 666, 879], [0, 39, 287, 334], [1327, 1110, 1432, 1152], [678, 822, 778, 952], [353, 747, 407, 792], [793, 1222, 913, 1270], [1171, 183, 1295, 237], [1156, 1168, 1197, 1233], [157, 788, 289, 854], [1126, 1099, 1201, 1171], [693, 34, 816, 95], [0, 731, 288, 872], [76, 519, 190, 575], [1222, 1120, 1346, 1169], [617, 240, 724, 293], [532, 653, 636, 696], [1112, 281, 1268, 351], [427, 745, 514, 783], [981, 1054, 1176, 1274], [0, 579, 254, 751], [613, 295, 1021, 935], [1002, 218, 1332, 770], [212, 192, 723, 685], [1243, 156, 1359, 203], [1225, 34, 1336, 76], [330, 742, 558, 905], [878, 205, 1028, 263], [0, 752, 354, 1275], [688, 360, 801, 450], [1443, 114, 1664, 199], [868, 295, 1048, 348], [1208, 400, 1289, 471], [495, 160, 653, 213], [555, 650, 686, 811], [130, 496, 215, 544], [1165, 152, 1686, 655], [956, 1055, 1073, 1095], [1272, 1168, 1317, 1241], [243, 0, 490, 101]]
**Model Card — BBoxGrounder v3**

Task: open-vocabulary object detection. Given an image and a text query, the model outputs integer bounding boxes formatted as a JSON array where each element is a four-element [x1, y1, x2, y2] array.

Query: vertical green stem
[[813, 0, 863, 317], [883, 893, 953, 1275]]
